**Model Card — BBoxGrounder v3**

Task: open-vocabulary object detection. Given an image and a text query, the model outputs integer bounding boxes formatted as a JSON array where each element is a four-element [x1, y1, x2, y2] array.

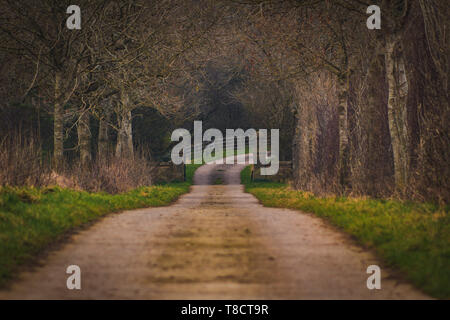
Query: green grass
[[241, 166, 450, 299], [0, 163, 203, 287], [185, 163, 203, 184]]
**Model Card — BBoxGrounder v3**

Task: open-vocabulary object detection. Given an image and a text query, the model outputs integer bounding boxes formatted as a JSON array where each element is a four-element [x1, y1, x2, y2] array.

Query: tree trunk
[[291, 108, 301, 189], [77, 110, 91, 167], [115, 92, 134, 159], [53, 71, 64, 171], [385, 37, 409, 188], [337, 74, 349, 189], [98, 99, 111, 160]]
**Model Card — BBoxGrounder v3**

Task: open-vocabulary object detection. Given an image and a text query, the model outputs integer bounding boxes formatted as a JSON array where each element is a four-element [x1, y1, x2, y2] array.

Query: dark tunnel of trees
[[0, 0, 448, 202]]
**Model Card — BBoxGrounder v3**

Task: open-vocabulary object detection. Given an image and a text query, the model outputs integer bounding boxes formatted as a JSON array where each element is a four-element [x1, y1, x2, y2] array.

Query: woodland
[[0, 0, 448, 203]]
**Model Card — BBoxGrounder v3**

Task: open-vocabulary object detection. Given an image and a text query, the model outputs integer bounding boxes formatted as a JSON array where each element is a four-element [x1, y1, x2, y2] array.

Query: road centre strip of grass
[[241, 166, 450, 299]]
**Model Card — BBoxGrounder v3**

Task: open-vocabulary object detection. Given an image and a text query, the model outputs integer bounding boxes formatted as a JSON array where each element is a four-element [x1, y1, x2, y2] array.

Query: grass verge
[[0, 163, 202, 287], [241, 166, 450, 299]]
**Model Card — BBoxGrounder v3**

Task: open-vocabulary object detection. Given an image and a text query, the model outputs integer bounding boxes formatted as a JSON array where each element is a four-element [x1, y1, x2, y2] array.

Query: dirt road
[[0, 156, 428, 299]]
